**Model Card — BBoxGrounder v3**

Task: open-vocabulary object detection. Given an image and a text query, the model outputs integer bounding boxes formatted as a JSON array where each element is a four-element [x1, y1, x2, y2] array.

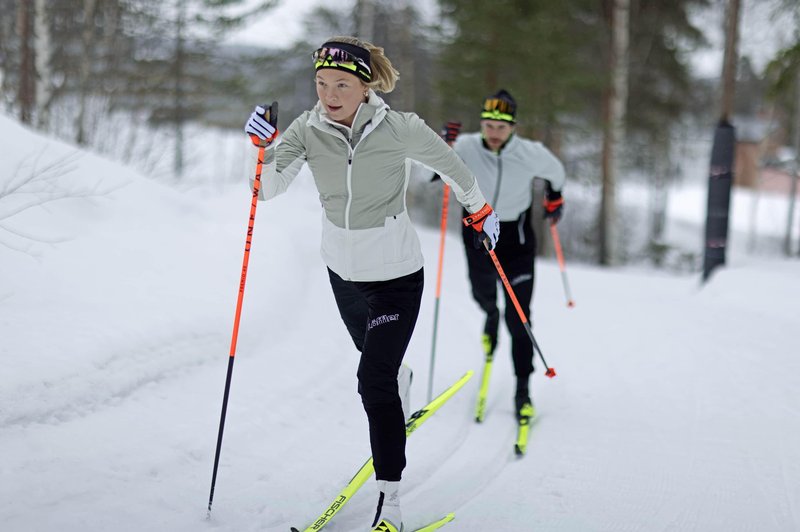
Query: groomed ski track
[[2, 124, 799, 532]]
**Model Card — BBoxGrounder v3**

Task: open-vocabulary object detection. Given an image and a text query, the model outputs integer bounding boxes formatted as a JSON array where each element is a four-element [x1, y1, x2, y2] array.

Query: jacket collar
[[308, 89, 389, 138], [481, 132, 516, 154]]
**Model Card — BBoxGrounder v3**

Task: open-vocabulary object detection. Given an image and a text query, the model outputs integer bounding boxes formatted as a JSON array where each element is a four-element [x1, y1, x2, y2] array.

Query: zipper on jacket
[[343, 121, 380, 232], [491, 152, 503, 208], [345, 149, 354, 230], [311, 104, 386, 280], [343, 152, 353, 280]]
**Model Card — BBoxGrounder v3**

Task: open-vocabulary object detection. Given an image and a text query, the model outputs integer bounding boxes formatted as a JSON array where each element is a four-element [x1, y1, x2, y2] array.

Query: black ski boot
[[482, 309, 500, 355], [515, 380, 536, 421]]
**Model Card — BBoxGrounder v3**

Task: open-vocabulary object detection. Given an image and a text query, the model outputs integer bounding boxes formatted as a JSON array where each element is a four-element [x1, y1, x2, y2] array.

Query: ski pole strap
[[463, 203, 493, 233]]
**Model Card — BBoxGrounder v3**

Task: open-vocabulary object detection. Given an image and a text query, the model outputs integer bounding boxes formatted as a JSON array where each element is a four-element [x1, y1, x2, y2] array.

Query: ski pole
[[484, 241, 556, 378], [427, 182, 451, 402], [207, 102, 278, 516], [427, 121, 461, 403], [549, 222, 575, 308]]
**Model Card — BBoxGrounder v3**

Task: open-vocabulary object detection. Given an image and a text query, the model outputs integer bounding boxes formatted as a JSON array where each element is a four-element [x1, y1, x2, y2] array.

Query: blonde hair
[[326, 35, 399, 93]]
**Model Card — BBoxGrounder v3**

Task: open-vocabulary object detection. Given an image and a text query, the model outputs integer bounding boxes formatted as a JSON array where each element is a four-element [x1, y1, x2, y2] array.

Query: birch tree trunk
[[0, 7, 10, 109], [702, 0, 740, 281], [397, 2, 415, 111], [17, 0, 34, 124], [719, 0, 740, 123], [34, 0, 52, 129], [75, 0, 98, 145], [356, 0, 375, 42], [599, 0, 629, 265], [174, 0, 186, 179], [786, 71, 800, 256]]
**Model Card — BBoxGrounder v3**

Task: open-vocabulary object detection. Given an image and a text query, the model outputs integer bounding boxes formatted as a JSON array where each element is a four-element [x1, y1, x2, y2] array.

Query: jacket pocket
[[382, 213, 421, 265], [382, 215, 402, 264]]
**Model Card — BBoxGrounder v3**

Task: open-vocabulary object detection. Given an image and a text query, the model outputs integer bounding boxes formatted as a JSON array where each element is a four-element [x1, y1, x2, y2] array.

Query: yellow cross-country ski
[[474, 350, 494, 422], [514, 401, 537, 456], [290, 372, 473, 532]]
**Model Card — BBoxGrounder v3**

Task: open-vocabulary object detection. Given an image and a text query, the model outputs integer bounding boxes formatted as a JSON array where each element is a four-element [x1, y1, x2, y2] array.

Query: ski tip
[[412, 512, 456, 531], [514, 444, 525, 457], [439, 512, 456, 525], [545, 368, 557, 378], [290, 528, 300, 532]]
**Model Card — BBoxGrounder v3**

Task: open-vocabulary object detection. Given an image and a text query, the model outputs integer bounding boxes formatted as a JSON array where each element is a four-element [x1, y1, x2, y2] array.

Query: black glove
[[543, 189, 564, 224], [441, 121, 461, 144]]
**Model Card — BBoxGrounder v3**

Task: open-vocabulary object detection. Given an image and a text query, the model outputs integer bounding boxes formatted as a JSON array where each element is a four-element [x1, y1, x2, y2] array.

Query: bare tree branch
[[0, 220, 70, 244], [0, 148, 123, 255]]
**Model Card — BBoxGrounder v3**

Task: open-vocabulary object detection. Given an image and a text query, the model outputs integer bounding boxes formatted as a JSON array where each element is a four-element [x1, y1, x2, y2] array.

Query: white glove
[[244, 104, 277, 145], [463, 204, 500, 251]]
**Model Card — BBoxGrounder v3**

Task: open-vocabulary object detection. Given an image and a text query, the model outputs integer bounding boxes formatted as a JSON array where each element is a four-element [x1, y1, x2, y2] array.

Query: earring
[[364, 91, 369, 97]]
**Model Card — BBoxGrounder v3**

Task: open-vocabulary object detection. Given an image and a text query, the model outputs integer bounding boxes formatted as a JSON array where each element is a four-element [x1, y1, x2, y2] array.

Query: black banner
[[703, 120, 736, 281]]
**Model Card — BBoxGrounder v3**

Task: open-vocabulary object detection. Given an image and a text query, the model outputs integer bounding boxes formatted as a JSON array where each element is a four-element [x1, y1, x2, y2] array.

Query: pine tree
[[438, 0, 710, 264], [436, 0, 605, 136], [142, 0, 277, 178]]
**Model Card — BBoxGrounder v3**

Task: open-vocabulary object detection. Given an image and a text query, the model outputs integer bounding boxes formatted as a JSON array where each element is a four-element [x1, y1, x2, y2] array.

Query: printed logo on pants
[[368, 313, 400, 330], [510, 273, 533, 286]]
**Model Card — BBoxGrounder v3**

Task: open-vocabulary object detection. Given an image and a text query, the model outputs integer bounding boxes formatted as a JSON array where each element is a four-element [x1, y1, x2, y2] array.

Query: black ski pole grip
[[267, 101, 278, 128]]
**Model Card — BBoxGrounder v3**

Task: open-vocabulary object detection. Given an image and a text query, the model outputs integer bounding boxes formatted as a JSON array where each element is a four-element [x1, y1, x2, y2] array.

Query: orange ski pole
[[427, 182, 451, 402], [208, 102, 278, 516], [549, 222, 575, 308], [426, 122, 461, 402], [484, 242, 556, 378]]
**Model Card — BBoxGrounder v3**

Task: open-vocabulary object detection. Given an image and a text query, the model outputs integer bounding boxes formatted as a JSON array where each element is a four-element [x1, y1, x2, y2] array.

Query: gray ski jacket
[[452, 133, 565, 222], [253, 91, 487, 282]]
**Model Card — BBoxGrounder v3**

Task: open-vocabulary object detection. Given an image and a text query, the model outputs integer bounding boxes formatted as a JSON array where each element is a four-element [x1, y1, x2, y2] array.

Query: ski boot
[[371, 480, 403, 531]]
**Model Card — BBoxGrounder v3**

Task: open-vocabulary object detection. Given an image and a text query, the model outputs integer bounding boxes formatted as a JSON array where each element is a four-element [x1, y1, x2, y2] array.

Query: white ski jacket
[[253, 91, 487, 282], [452, 133, 565, 222]]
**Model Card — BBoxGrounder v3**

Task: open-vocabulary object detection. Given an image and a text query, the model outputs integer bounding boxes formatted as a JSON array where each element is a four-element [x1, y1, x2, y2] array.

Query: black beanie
[[481, 89, 517, 123]]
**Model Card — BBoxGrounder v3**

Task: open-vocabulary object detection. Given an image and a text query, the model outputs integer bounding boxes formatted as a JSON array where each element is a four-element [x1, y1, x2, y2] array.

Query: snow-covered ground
[[1, 113, 799, 531]]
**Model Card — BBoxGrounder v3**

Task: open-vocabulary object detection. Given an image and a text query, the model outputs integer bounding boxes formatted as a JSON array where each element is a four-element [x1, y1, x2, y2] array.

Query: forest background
[[2, 0, 800, 269]]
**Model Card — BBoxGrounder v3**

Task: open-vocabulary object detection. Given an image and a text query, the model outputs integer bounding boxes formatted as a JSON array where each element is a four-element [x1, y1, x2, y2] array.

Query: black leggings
[[328, 267, 424, 481], [462, 210, 537, 379]]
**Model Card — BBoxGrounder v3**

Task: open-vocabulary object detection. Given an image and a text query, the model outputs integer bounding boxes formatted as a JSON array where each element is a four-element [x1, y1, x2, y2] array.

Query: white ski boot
[[371, 480, 403, 531], [398, 364, 413, 422]]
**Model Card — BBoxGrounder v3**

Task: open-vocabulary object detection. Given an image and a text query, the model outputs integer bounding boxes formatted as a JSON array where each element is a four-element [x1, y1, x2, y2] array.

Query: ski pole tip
[[545, 368, 557, 378], [567, 300, 575, 308]]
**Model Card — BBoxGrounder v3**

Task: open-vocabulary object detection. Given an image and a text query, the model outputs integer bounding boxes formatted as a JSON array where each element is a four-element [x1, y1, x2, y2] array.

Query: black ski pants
[[327, 267, 424, 482], [462, 209, 537, 380]]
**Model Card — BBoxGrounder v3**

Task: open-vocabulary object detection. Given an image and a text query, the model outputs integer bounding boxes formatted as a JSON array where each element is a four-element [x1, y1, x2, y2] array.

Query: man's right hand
[[543, 190, 565, 224], [244, 103, 279, 146], [441, 120, 462, 145]]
